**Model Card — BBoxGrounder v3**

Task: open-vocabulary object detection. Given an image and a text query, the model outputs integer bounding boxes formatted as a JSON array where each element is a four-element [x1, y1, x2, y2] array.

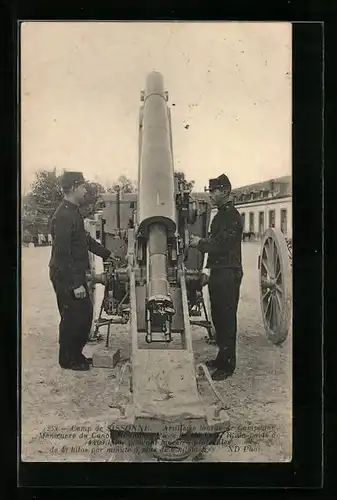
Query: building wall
[[230, 174, 292, 239], [236, 196, 292, 239]]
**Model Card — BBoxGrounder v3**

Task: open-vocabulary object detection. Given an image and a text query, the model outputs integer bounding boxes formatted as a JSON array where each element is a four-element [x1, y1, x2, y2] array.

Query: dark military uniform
[[197, 177, 243, 373], [49, 199, 111, 367]]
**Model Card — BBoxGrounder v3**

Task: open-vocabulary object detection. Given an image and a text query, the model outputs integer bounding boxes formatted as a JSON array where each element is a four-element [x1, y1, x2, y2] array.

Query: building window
[[269, 209, 275, 228], [249, 212, 255, 233], [259, 211, 265, 235], [241, 212, 245, 230], [280, 209, 287, 234]]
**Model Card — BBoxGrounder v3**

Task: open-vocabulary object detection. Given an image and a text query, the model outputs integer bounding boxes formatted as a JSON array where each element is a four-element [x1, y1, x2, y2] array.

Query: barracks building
[[231, 175, 292, 240]]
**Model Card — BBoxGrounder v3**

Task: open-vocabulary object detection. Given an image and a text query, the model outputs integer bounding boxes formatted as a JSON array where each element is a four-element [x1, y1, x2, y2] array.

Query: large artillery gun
[[85, 71, 292, 461], [86, 71, 227, 461]]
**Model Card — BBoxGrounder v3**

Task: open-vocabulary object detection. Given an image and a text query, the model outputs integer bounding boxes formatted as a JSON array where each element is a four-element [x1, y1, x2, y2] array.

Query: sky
[[21, 22, 292, 193]]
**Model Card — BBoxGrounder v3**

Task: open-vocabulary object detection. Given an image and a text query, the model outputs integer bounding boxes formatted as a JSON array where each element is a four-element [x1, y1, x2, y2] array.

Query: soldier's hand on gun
[[107, 252, 120, 264], [200, 272, 209, 288], [189, 234, 201, 248], [73, 285, 87, 299]]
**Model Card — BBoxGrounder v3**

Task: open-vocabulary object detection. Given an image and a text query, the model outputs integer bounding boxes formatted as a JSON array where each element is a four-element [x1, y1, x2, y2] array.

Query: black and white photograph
[[20, 21, 293, 463]]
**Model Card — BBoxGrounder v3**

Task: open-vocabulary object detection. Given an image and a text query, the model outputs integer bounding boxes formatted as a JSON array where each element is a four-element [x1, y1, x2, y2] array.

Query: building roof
[[232, 175, 292, 196]]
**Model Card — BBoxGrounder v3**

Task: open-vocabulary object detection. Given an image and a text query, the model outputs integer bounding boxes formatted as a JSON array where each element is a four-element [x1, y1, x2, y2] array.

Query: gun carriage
[[85, 72, 292, 461]]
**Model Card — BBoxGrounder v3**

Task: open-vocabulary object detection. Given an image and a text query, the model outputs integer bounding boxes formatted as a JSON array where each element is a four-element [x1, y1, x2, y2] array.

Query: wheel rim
[[259, 228, 292, 344]]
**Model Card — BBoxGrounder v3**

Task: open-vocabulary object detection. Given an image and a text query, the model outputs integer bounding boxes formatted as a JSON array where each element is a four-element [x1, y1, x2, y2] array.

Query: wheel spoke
[[273, 294, 281, 327], [261, 247, 269, 272], [262, 289, 270, 301], [269, 295, 274, 330], [270, 241, 274, 268], [264, 295, 272, 317], [274, 245, 281, 276], [275, 290, 283, 317], [265, 295, 271, 323], [275, 283, 283, 294], [273, 241, 278, 271], [274, 295, 280, 328], [265, 241, 274, 276], [268, 240, 274, 267], [261, 257, 273, 277]]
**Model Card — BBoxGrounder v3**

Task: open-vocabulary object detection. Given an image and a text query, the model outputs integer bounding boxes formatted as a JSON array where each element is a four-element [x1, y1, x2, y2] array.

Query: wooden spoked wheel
[[259, 228, 292, 345]]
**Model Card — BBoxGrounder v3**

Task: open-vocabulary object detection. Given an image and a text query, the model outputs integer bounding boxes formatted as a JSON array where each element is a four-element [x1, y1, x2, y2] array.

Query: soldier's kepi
[[49, 170, 116, 371], [189, 173, 243, 381], [208, 173, 232, 192]]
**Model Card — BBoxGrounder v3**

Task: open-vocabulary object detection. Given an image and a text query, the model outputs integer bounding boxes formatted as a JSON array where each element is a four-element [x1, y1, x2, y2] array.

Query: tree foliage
[[107, 175, 137, 194], [22, 168, 107, 221], [174, 170, 195, 191], [79, 181, 106, 217], [24, 169, 63, 219]]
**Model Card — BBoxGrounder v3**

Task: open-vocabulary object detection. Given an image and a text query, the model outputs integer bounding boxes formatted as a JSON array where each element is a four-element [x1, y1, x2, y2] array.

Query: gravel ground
[[21, 242, 292, 463]]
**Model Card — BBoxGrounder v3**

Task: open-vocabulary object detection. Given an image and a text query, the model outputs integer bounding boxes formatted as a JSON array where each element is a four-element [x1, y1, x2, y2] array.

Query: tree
[[79, 181, 106, 217], [24, 168, 106, 221], [174, 170, 195, 191], [22, 192, 37, 217], [107, 175, 137, 194], [25, 168, 63, 219]]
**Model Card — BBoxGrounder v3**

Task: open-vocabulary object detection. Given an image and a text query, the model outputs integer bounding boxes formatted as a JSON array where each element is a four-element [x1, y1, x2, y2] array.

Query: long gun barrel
[[138, 71, 176, 236], [138, 72, 177, 339]]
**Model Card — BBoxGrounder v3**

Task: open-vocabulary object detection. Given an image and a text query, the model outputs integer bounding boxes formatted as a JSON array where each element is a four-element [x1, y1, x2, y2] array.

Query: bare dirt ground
[[21, 242, 292, 463]]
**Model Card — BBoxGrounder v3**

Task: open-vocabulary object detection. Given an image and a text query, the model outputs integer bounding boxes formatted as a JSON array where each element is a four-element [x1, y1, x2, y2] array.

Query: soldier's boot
[[68, 361, 90, 371], [205, 349, 227, 370], [79, 353, 93, 366], [59, 346, 72, 369], [210, 348, 236, 380], [205, 359, 219, 369], [211, 368, 232, 381]]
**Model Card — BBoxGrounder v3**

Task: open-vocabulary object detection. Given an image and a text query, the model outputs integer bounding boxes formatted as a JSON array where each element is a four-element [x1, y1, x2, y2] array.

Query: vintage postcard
[[20, 21, 292, 463]]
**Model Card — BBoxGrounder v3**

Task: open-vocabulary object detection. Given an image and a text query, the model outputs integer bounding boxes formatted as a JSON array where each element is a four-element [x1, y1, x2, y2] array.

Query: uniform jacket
[[197, 201, 243, 270], [49, 200, 111, 289]]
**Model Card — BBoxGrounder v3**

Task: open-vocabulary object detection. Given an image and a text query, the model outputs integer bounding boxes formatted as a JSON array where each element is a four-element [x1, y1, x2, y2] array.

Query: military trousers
[[208, 268, 243, 371], [49, 269, 93, 367]]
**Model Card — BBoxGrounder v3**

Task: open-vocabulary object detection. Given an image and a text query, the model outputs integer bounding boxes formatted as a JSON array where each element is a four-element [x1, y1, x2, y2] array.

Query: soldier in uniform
[[49, 171, 116, 371], [189, 174, 243, 381]]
